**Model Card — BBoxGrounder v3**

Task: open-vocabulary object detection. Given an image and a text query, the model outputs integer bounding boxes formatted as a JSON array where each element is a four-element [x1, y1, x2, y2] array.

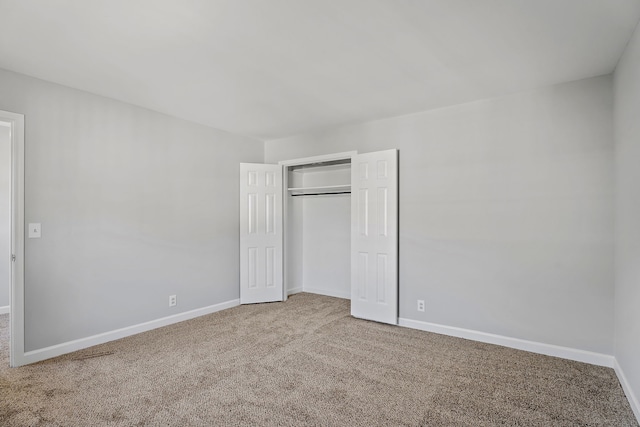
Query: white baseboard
[[287, 286, 304, 296], [21, 299, 239, 365], [614, 359, 640, 423], [398, 318, 614, 368], [303, 286, 350, 300], [0, 305, 9, 315]]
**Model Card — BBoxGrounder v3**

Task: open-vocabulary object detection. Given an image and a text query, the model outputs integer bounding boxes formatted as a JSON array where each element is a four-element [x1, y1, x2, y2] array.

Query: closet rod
[[291, 191, 351, 197]]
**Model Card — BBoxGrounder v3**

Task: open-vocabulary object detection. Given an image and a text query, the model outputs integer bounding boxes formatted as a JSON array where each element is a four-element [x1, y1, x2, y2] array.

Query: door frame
[[0, 109, 25, 367], [278, 151, 357, 301]]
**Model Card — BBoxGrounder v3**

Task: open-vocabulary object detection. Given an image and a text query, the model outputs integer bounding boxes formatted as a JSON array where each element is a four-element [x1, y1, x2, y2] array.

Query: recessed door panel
[[358, 189, 369, 237], [359, 162, 369, 180], [377, 160, 388, 179], [265, 172, 275, 187], [248, 193, 257, 234], [248, 171, 257, 186], [265, 193, 275, 234], [358, 252, 368, 300], [265, 247, 275, 288], [377, 253, 387, 303], [248, 247, 258, 289], [377, 188, 388, 237]]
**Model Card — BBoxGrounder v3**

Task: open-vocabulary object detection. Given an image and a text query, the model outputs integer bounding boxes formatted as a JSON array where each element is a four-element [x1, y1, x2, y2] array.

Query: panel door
[[240, 163, 284, 304], [351, 149, 398, 324]]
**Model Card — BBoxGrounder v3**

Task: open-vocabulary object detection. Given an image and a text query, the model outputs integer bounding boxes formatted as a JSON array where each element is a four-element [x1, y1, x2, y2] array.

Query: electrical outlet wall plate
[[169, 295, 177, 307]]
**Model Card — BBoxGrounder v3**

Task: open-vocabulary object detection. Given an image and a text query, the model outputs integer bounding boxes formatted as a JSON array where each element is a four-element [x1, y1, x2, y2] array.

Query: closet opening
[[282, 154, 354, 301]]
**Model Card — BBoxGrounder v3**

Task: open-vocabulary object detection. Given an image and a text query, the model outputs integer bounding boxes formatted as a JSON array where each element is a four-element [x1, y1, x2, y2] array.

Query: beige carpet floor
[[0, 293, 637, 426]]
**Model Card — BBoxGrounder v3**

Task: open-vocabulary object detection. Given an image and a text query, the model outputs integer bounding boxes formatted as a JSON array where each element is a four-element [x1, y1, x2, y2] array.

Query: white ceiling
[[1, 1, 639, 140]]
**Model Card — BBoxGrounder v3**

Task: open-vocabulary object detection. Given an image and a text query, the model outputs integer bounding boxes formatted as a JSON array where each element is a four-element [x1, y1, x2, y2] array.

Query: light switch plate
[[28, 223, 41, 238]]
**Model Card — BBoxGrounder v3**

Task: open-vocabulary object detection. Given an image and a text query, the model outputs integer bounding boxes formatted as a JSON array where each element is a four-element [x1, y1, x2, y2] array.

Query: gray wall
[[284, 189, 304, 294], [0, 68, 263, 351], [302, 195, 350, 298], [266, 76, 615, 355], [301, 167, 351, 298], [0, 125, 10, 308], [614, 21, 640, 414]]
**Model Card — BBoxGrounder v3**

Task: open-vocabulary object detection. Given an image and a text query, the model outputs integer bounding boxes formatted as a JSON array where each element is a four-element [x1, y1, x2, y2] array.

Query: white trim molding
[[0, 305, 9, 315], [398, 318, 614, 368], [20, 299, 239, 366], [614, 359, 640, 423]]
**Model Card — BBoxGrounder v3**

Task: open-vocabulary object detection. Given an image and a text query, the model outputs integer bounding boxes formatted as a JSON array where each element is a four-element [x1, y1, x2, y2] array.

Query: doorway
[[0, 109, 25, 367]]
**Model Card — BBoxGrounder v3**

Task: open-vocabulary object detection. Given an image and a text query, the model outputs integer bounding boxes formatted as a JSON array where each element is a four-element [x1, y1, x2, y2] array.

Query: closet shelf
[[288, 184, 351, 196]]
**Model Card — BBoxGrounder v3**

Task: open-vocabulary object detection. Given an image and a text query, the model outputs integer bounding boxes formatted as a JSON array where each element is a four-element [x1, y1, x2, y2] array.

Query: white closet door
[[240, 163, 284, 304], [351, 149, 398, 324]]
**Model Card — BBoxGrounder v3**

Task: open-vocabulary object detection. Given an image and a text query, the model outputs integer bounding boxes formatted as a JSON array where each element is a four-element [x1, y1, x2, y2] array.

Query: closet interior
[[284, 157, 353, 300]]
